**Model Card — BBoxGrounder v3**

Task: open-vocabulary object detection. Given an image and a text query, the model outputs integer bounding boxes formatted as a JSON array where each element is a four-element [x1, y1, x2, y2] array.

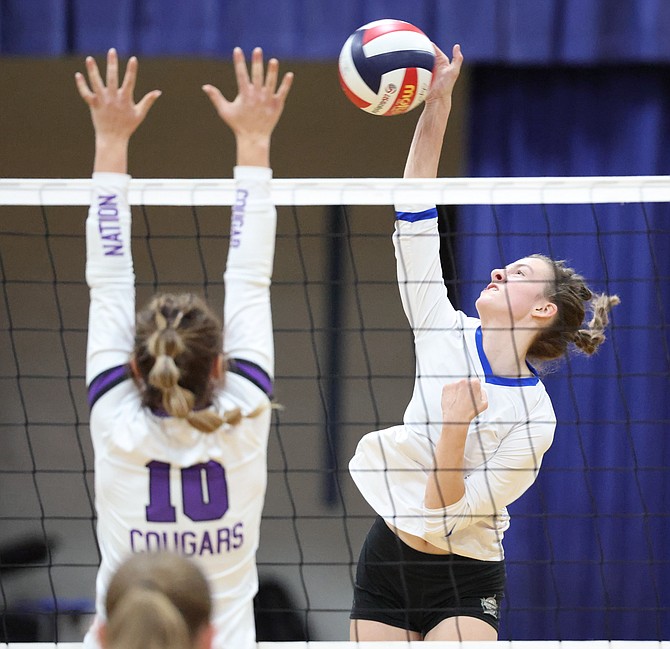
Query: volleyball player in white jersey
[[349, 44, 620, 642], [75, 47, 292, 649]]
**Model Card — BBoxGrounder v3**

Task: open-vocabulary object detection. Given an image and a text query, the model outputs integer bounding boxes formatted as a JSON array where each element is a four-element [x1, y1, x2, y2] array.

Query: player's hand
[[424, 43, 463, 109], [75, 48, 161, 143], [202, 47, 293, 140], [441, 378, 488, 426]]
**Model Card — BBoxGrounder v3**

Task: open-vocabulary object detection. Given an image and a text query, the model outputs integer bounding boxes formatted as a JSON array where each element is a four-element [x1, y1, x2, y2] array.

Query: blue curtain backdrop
[[459, 66, 670, 641], [2, 0, 670, 61], [2, 0, 669, 642]]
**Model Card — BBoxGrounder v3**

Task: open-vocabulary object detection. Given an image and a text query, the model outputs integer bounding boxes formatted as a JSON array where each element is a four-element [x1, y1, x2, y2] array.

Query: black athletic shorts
[[350, 516, 506, 636]]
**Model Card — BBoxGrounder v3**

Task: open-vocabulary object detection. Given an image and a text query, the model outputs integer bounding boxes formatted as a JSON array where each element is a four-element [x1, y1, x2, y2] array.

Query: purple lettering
[[97, 194, 125, 256], [181, 461, 229, 522], [232, 522, 244, 549], [98, 194, 117, 208], [182, 531, 197, 556], [217, 526, 231, 552], [144, 531, 162, 551], [230, 189, 248, 248], [130, 529, 143, 552], [145, 460, 177, 522], [128, 523, 244, 555], [199, 531, 214, 556]]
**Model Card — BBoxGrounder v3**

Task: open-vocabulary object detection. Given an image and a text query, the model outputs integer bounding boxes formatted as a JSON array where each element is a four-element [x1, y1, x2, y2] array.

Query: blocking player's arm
[[85, 174, 135, 389], [223, 168, 276, 388], [76, 49, 160, 390], [201, 47, 293, 395]]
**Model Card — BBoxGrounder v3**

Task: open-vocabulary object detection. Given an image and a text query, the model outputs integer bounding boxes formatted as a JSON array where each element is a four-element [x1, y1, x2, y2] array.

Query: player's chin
[[475, 290, 492, 305], [474, 293, 487, 314], [475, 291, 499, 317]]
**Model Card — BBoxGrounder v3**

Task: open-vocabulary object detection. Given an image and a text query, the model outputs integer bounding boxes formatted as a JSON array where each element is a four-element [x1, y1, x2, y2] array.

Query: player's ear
[[532, 300, 557, 325], [196, 623, 215, 649], [210, 353, 225, 380], [129, 355, 141, 379], [97, 622, 108, 648]]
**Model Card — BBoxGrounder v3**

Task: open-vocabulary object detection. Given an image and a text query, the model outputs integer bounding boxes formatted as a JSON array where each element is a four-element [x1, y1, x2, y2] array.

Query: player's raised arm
[[77, 49, 161, 386], [393, 45, 464, 333], [403, 44, 463, 180], [201, 48, 293, 383]]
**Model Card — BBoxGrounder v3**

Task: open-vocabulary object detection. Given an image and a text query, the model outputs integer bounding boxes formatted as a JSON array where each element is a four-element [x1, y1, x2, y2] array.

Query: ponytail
[[135, 294, 226, 433], [527, 255, 620, 362], [572, 293, 621, 356], [134, 293, 272, 432]]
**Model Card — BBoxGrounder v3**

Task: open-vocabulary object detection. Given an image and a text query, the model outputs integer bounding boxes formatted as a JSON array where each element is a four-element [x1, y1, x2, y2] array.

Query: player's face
[[476, 256, 555, 325]]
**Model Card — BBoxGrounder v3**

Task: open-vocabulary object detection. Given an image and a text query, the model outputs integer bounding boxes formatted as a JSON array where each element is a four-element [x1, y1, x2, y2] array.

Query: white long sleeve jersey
[[84, 168, 276, 649], [349, 206, 556, 561]]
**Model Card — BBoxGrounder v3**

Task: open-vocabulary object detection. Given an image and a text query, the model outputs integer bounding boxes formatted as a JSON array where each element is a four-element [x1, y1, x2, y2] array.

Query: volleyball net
[[0, 176, 668, 644], [2, 643, 670, 649]]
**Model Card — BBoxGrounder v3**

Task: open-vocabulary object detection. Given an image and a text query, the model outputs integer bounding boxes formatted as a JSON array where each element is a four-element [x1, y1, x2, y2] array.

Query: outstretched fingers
[[75, 48, 161, 143], [232, 46, 250, 91], [275, 69, 294, 102], [120, 55, 161, 118], [135, 89, 163, 121], [120, 55, 139, 98], [264, 57, 279, 93], [202, 46, 293, 145], [201, 83, 228, 119], [105, 48, 119, 92], [85, 55, 105, 94], [260, 53, 294, 100], [250, 47, 264, 87], [74, 71, 96, 106]]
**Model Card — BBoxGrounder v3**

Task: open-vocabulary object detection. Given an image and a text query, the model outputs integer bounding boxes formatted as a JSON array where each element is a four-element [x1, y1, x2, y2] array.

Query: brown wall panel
[[0, 56, 467, 178]]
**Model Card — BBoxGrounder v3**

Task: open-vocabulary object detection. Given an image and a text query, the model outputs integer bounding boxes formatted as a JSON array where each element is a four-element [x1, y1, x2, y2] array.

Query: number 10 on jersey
[[145, 460, 230, 523]]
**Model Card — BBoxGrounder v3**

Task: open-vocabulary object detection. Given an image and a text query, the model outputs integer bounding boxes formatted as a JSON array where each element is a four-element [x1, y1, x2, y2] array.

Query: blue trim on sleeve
[[395, 208, 438, 222], [475, 326, 540, 386]]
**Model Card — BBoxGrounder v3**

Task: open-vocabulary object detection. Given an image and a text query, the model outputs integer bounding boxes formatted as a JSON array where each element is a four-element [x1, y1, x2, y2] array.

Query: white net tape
[[1, 175, 670, 205], [3, 642, 670, 648]]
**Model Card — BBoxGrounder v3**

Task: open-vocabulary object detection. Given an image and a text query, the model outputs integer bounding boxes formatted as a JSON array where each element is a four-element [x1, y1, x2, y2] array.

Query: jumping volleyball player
[[349, 44, 620, 642], [75, 47, 292, 649]]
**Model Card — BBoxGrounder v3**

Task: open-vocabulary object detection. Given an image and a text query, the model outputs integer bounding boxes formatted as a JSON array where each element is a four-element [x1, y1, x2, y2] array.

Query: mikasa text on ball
[[338, 19, 435, 116]]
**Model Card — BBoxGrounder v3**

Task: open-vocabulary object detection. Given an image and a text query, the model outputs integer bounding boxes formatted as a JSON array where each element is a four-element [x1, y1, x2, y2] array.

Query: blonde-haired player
[[76, 47, 292, 649]]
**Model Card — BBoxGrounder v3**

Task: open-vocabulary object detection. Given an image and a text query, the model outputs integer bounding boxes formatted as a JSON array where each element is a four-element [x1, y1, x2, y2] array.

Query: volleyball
[[338, 19, 435, 116]]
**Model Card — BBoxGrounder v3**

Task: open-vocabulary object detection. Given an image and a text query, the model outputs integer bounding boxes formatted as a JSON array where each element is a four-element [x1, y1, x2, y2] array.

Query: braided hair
[[133, 293, 229, 433]]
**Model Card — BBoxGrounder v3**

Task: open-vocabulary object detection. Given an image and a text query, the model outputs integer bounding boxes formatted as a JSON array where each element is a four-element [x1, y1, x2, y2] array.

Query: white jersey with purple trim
[[83, 167, 276, 649], [349, 205, 556, 561]]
